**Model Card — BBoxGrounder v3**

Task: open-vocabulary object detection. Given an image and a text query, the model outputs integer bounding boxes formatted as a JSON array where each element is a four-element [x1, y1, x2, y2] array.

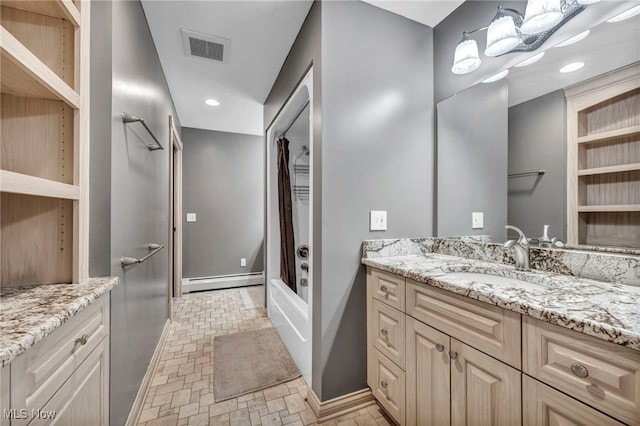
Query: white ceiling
[[142, 1, 464, 136], [362, 0, 464, 27], [141, 0, 313, 135]]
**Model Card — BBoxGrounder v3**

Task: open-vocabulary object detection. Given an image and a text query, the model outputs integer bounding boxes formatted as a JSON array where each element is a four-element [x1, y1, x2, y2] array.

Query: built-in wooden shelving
[[566, 64, 640, 248], [578, 163, 640, 176], [0, 0, 89, 286]]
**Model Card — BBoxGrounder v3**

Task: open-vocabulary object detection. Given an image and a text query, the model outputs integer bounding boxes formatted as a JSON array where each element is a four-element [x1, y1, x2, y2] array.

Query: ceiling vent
[[181, 29, 230, 64]]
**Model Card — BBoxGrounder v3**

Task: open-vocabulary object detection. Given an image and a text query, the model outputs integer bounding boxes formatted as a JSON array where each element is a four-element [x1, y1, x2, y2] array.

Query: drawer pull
[[380, 328, 388, 337], [380, 380, 387, 389], [570, 363, 589, 379], [435, 343, 444, 352], [76, 334, 89, 345], [449, 350, 458, 360], [380, 285, 388, 293]]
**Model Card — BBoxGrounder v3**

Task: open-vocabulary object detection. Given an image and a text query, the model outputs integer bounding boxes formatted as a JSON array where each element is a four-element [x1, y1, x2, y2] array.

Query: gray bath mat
[[213, 327, 300, 402]]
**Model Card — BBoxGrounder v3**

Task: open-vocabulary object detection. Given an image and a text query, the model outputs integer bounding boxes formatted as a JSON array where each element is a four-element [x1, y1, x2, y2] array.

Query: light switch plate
[[472, 212, 484, 229], [186, 213, 197, 223], [370, 210, 387, 231], [240, 258, 247, 267]]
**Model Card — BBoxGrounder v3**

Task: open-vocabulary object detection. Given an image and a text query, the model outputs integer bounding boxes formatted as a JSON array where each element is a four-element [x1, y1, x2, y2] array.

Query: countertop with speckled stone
[[0, 277, 119, 367], [362, 253, 640, 352]]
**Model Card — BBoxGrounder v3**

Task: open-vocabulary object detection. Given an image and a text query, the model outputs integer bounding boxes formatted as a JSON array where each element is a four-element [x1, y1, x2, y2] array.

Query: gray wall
[[437, 81, 508, 242], [89, 0, 112, 277], [319, 1, 434, 400], [90, 1, 180, 424], [508, 90, 566, 240], [181, 127, 264, 278]]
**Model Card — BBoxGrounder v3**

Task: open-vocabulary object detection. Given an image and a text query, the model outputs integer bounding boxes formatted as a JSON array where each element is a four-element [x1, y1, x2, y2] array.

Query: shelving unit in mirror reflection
[[566, 64, 640, 249]]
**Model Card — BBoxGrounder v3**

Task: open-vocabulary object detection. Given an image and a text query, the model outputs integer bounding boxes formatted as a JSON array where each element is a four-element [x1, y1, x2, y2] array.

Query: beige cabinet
[[2, 295, 110, 426]]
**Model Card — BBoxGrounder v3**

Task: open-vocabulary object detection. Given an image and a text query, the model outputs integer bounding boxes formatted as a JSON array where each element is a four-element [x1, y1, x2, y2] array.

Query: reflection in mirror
[[437, 8, 640, 251]]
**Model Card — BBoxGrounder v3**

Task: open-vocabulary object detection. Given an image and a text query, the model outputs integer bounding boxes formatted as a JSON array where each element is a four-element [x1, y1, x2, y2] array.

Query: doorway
[[168, 115, 183, 319]]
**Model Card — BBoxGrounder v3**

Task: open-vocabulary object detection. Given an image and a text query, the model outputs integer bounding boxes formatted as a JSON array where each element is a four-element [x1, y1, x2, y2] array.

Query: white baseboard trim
[[182, 272, 264, 293], [306, 387, 376, 423], [125, 318, 171, 426]]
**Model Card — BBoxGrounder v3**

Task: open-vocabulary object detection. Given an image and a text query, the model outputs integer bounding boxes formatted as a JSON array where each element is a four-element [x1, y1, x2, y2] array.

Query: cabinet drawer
[[368, 268, 405, 312], [523, 375, 624, 426], [371, 299, 405, 369], [523, 316, 640, 426], [406, 281, 521, 368], [370, 348, 405, 425], [10, 295, 109, 424]]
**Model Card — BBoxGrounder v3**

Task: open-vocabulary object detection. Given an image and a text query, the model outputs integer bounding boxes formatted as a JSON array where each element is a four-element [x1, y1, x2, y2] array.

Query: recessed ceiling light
[[577, 0, 600, 4], [205, 99, 220, 106], [555, 30, 590, 48], [515, 52, 545, 67], [482, 69, 509, 83], [560, 62, 584, 73], [607, 5, 640, 23]]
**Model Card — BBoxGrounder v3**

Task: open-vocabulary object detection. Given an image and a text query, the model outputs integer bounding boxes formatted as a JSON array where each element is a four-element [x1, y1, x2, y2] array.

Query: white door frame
[[168, 115, 184, 319]]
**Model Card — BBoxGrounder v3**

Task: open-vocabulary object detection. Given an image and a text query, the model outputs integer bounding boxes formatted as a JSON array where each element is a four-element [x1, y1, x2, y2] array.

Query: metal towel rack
[[121, 243, 165, 268], [122, 112, 164, 151], [508, 169, 546, 178]]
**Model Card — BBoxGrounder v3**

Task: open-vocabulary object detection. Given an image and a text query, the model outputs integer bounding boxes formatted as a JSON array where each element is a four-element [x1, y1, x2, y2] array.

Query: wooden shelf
[[0, 170, 79, 200], [578, 163, 640, 176], [577, 125, 640, 145], [0, 26, 79, 108], [1, 1, 80, 26], [578, 204, 640, 213]]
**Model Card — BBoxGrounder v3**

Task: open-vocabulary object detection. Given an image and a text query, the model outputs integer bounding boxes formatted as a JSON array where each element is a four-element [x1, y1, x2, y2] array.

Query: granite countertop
[[362, 253, 640, 352], [0, 277, 119, 367]]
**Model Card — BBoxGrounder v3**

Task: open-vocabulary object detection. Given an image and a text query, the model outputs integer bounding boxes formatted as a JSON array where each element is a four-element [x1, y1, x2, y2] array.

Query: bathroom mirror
[[437, 7, 640, 250]]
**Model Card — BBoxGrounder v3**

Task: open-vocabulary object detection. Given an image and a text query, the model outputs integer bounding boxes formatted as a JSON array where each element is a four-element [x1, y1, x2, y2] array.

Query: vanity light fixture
[[560, 61, 584, 73], [452, 0, 590, 75], [514, 51, 545, 67], [555, 29, 590, 47], [606, 4, 640, 23], [482, 69, 510, 83], [205, 99, 220, 106]]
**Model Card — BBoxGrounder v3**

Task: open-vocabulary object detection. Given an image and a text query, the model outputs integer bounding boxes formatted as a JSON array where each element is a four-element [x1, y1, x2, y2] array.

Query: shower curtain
[[277, 137, 297, 292]]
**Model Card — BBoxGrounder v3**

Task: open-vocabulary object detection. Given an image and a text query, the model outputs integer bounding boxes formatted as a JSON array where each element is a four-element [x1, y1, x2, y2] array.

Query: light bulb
[[521, 0, 563, 34]]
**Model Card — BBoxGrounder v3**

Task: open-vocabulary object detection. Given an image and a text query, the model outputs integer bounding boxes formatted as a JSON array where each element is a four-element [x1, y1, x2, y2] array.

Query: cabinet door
[[451, 339, 521, 426], [406, 317, 450, 426], [523, 375, 624, 426], [30, 337, 109, 426], [370, 349, 405, 425], [371, 299, 405, 368]]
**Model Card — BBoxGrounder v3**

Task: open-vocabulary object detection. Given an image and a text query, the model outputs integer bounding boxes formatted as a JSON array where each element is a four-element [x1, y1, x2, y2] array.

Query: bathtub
[[268, 278, 311, 386]]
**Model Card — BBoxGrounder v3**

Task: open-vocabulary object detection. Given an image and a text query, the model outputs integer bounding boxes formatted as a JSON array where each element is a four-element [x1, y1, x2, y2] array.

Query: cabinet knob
[[380, 380, 387, 389], [380, 328, 388, 337], [449, 350, 458, 360], [76, 334, 88, 345], [435, 343, 444, 352], [380, 285, 388, 293], [571, 363, 589, 379]]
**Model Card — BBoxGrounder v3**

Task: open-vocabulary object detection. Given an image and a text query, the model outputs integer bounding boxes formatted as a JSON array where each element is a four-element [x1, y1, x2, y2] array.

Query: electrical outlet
[[472, 212, 484, 229], [186, 213, 197, 223], [370, 211, 387, 231], [240, 258, 247, 267]]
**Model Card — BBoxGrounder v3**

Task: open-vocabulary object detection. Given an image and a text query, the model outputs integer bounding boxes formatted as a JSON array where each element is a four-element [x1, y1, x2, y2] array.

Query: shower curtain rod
[[279, 99, 310, 139]]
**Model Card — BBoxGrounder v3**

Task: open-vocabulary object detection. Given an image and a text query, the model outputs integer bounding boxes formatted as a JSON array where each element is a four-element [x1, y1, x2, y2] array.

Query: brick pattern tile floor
[[135, 288, 392, 426]]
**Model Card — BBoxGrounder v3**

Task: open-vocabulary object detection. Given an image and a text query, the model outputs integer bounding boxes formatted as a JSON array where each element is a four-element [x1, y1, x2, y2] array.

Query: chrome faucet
[[502, 225, 530, 271]]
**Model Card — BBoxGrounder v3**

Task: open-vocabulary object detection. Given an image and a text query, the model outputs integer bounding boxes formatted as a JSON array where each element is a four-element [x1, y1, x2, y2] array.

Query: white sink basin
[[442, 272, 542, 290]]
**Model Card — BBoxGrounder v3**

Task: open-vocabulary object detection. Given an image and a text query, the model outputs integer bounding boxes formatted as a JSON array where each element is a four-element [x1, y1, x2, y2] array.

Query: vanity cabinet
[[366, 266, 635, 426], [2, 295, 110, 426]]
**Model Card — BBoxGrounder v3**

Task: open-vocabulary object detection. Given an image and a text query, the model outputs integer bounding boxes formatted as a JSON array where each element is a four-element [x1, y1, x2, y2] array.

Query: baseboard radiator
[[182, 272, 264, 293]]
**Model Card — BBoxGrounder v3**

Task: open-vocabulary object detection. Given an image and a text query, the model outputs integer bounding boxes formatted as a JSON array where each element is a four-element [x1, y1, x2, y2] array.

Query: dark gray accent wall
[[508, 90, 566, 240], [319, 1, 434, 400], [437, 81, 508, 242], [263, 0, 324, 397], [99, 1, 180, 424], [181, 128, 264, 278], [89, 0, 112, 277]]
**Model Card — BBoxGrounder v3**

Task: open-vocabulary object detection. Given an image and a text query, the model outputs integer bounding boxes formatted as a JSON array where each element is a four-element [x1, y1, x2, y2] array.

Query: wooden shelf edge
[[577, 163, 640, 176], [577, 125, 640, 145], [0, 170, 80, 200], [578, 205, 640, 213], [0, 26, 80, 108], [1, 1, 80, 26]]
